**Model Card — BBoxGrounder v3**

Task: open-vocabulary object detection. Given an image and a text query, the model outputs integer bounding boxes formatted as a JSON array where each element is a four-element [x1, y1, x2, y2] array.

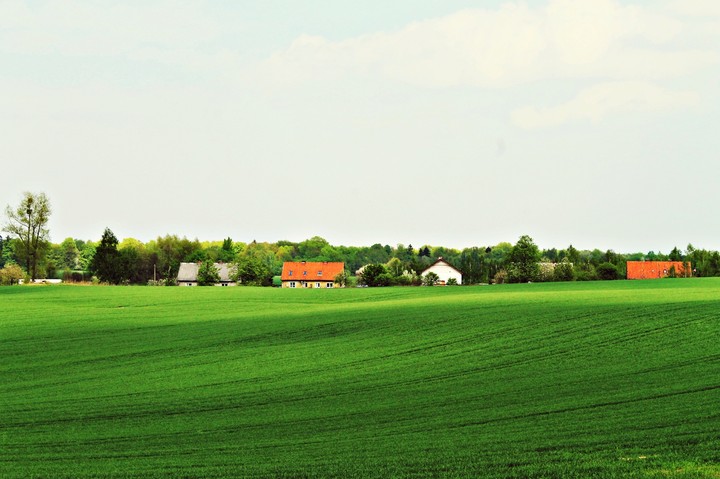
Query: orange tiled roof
[[626, 261, 689, 279], [281, 262, 345, 281]]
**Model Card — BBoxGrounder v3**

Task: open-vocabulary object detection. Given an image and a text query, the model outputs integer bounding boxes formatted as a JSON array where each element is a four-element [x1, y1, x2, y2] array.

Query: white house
[[177, 262, 237, 286], [421, 257, 463, 285]]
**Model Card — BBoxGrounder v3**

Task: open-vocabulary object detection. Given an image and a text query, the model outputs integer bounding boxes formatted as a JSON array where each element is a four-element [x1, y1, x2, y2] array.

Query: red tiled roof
[[281, 262, 345, 281], [626, 261, 689, 279]]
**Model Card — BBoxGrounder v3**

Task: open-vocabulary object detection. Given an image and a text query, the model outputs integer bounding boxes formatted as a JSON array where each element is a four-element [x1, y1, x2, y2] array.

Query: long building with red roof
[[626, 261, 690, 279], [281, 261, 345, 288]]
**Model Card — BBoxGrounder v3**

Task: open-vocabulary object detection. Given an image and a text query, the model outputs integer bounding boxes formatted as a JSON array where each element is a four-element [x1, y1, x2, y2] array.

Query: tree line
[[2, 192, 718, 286]]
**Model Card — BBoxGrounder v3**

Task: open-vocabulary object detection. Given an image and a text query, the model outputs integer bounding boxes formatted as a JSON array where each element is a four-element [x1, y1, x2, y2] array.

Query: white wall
[[424, 262, 462, 285]]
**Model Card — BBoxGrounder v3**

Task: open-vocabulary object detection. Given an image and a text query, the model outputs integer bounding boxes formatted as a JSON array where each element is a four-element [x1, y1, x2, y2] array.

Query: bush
[[197, 260, 220, 286], [0, 264, 25, 285], [596, 262, 619, 281], [446, 278, 458, 286], [359, 264, 389, 287], [493, 270, 508, 284], [574, 266, 597, 281], [376, 273, 395, 287], [423, 272, 440, 286], [553, 261, 575, 282]]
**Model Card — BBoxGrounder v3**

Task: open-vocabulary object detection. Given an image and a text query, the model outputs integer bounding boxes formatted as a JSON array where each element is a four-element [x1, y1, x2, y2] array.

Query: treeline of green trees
[[4, 192, 717, 286], [2, 228, 719, 286]]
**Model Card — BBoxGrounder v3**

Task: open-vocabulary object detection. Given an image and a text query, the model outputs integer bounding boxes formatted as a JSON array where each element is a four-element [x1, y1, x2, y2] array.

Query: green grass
[[1, 280, 719, 478]]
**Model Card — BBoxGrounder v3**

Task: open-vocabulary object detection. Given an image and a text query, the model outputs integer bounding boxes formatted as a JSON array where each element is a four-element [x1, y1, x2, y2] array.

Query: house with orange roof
[[281, 261, 345, 288]]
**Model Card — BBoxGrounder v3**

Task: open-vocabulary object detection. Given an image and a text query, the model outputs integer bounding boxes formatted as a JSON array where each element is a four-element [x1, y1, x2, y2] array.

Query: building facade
[[421, 258, 463, 285]]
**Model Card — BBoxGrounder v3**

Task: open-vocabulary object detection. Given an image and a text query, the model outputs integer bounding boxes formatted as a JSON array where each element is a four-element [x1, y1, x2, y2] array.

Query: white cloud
[[511, 81, 699, 129], [261, 0, 717, 88], [666, 0, 720, 18], [0, 0, 229, 68]]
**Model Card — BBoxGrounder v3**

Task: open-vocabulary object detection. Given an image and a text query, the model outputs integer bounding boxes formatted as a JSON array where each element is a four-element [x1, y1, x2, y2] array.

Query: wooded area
[[2, 193, 719, 286]]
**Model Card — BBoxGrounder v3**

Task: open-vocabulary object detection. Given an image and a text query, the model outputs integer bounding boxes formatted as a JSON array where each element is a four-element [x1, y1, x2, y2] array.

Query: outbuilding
[[626, 261, 689, 279], [177, 262, 237, 286], [421, 257, 463, 285]]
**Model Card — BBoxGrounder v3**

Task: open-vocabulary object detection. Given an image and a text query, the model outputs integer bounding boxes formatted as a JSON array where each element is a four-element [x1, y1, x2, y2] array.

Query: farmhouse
[[177, 262, 237, 286], [421, 257, 463, 285], [626, 261, 689, 280], [281, 261, 344, 288]]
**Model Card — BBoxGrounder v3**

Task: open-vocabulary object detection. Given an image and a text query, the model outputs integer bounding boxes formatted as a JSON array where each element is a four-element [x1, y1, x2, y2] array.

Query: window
[[316, 282, 321, 288], [303, 271, 307, 276], [289, 281, 296, 288], [326, 282, 334, 288], [288, 270, 293, 277], [317, 271, 323, 276]]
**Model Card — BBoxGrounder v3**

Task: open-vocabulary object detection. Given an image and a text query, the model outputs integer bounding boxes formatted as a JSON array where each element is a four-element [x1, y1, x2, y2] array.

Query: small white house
[[421, 257, 463, 285], [177, 262, 237, 286]]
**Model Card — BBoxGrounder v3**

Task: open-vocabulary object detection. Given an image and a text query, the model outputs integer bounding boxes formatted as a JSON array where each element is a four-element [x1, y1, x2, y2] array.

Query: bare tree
[[3, 192, 51, 280]]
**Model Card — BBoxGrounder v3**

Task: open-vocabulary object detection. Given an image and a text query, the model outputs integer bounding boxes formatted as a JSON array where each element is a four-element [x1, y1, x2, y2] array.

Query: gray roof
[[177, 262, 236, 282]]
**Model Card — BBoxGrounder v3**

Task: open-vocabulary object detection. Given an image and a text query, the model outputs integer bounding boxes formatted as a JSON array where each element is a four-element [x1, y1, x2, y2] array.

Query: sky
[[1, 0, 718, 253]]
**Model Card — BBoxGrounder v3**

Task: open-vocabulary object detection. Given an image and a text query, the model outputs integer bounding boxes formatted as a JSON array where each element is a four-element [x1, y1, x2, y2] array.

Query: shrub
[[376, 273, 395, 287], [596, 262, 619, 281], [447, 278, 458, 286], [574, 266, 597, 281], [0, 264, 25, 285], [553, 261, 575, 282], [359, 264, 389, 287], [334, 270, 350, 288], [423, 272, 440, 286], [197, 260, 220, 286], [493, 270, 508, 284]]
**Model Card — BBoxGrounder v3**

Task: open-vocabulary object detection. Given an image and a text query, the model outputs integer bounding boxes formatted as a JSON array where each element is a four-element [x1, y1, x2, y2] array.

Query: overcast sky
[[2, 0, 718, 253]]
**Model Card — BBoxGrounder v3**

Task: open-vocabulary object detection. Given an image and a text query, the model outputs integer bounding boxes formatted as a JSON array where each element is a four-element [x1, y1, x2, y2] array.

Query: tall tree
[[3, 192, 51, 280], [458, 247, 485, 284], [90, 228, 121, 284], [218, 237, 236, 262], [197, 260, 221, 286], [507, 235, 540, 283], [60, 237, 81, 270]]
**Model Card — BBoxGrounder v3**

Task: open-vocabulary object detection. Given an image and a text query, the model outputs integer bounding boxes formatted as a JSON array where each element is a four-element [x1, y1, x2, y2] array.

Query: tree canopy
[[90, 228, 121, 284], [507, 235, 540, 283], [3, 192, 51, 280]]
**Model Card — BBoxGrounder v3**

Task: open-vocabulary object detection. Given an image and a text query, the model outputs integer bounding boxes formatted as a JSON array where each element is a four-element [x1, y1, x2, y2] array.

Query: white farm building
[[421, 258, 462, 285]]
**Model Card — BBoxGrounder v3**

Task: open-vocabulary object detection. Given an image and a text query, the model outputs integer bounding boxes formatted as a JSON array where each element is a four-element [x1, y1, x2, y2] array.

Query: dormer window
[[288, 270, 293, 276], [317, 271, 323, 276]]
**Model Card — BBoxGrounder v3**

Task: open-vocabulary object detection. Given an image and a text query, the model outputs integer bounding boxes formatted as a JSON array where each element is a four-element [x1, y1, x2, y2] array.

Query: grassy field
[[1, 279, 719, 478]]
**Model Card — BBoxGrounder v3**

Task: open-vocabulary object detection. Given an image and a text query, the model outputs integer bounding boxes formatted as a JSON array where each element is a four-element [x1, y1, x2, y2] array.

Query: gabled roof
[[421, 257, 462, 276], [177, 262, 236, 282], [281, 262, 344, 281], [177, 262, 199, 282]]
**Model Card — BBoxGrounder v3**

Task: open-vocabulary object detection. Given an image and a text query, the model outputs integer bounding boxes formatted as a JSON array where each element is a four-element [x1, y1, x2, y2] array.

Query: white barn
[[177, 262, 237, 286], [421, 257, 463, 285]]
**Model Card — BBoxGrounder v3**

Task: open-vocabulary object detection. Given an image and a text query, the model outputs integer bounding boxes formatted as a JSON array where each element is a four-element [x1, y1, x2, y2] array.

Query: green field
[[1, 280, 719, 478]]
